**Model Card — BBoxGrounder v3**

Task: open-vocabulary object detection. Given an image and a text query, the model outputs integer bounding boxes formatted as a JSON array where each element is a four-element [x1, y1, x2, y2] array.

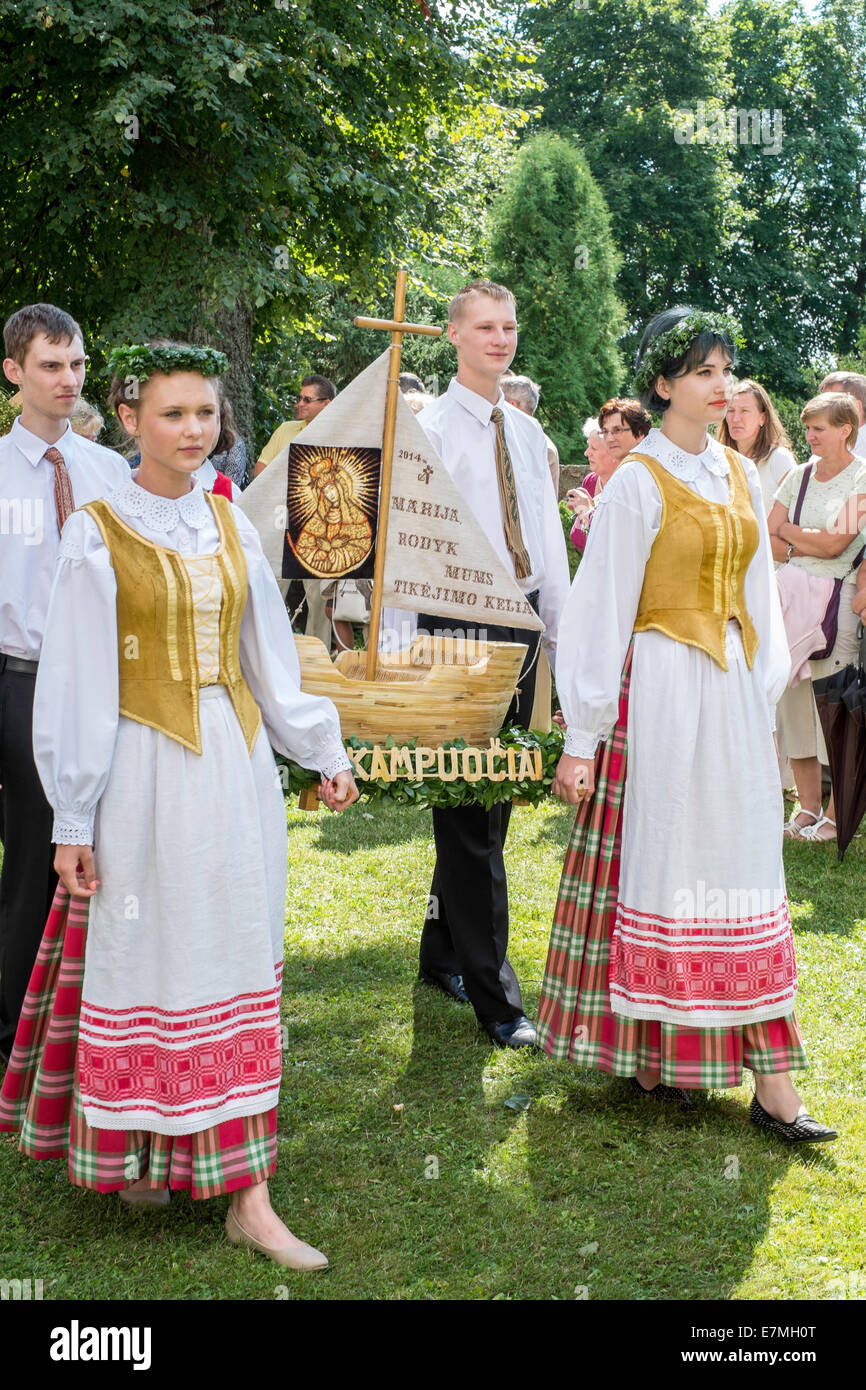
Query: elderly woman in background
[[768, 392, 866, 841], [69, 399, 104, 442], [565, 420, 612, 539], [569, 399, 652, 554], [719, 379, 796, 516], [403, 390, 435, 416]]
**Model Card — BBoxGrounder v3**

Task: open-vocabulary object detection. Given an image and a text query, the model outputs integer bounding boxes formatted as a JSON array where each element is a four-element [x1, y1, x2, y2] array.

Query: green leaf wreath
[[632, 311, 744, 395], [106, 344, 228, 382]]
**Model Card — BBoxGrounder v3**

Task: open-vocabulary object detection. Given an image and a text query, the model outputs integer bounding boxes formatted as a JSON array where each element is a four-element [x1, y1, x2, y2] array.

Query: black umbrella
[[813, 622, 866, 861]]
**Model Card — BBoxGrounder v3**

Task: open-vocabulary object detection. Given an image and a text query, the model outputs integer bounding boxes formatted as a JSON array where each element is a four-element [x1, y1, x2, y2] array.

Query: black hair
[[301, 373, 337, 401], [635, 306, 737, 414]]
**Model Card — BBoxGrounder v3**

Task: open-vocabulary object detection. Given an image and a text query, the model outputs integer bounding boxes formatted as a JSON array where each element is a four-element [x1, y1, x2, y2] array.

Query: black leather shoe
[[418, 968, 470, 1004], [749, 1095, 837, 1144], [631, 1077, 696, 1108], [485, 1015, 538, 1049]]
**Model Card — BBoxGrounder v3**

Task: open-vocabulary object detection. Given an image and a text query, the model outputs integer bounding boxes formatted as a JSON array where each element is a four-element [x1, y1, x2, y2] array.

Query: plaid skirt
[[0, 886, 278, 1198], [536, 650, 808, 1088]]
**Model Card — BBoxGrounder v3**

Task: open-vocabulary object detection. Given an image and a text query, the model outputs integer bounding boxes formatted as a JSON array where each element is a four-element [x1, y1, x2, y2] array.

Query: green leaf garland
[[278, 726, 565, 811], [632, 312, 743, 395], [106, 344, 228, 383]]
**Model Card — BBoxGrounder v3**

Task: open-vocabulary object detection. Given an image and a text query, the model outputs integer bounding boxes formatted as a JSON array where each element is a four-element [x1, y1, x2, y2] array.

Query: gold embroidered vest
[[84, 492, 262, 754], [631, 449, 759, 671]]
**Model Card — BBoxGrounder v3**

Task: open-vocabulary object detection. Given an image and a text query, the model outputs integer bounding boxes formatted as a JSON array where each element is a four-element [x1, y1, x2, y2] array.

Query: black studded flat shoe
[[749, 1096, 837, 1144], [631, 1077, 696, 1108]]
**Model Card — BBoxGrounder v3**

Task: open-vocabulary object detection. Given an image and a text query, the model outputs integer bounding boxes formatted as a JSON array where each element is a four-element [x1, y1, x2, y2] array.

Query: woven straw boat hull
[[295, 635, 527, 745]]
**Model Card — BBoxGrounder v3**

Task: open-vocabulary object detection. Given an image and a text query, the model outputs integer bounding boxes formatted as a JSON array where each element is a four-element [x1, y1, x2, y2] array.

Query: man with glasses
[[254, 374, 337, 477]]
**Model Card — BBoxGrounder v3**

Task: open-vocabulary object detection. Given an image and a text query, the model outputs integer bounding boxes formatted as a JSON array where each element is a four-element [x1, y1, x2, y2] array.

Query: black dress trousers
[[416, 601, 541, 1025], [0, 662, 57, 1057]]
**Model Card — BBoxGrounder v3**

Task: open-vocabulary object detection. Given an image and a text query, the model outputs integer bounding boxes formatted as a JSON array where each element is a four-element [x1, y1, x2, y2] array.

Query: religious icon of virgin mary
[[294, 455, 374, 577]]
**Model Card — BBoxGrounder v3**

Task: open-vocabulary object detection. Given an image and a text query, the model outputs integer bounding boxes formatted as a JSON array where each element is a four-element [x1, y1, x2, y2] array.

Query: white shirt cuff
[[53, 812, 95, 845], [563, 728, 601, 760], [319, 749, 352, 780]]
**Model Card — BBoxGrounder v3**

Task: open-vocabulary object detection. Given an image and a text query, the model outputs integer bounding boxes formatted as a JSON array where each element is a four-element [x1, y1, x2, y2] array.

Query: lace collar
[[631, 427, 732, 484], [108, 477, 211, 532]]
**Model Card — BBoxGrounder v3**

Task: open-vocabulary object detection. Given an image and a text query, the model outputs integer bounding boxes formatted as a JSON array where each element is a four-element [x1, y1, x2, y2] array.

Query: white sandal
[[798, 814, 836, 842], [783, 809, 819, 840]]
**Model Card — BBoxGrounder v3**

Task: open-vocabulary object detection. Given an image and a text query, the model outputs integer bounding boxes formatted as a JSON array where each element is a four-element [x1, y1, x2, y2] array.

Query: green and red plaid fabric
[[0, 885, 277, 1197], [0, 883, 84, 1156], [67, 1087, 277, 1199], [536, 649, 807, 1088]]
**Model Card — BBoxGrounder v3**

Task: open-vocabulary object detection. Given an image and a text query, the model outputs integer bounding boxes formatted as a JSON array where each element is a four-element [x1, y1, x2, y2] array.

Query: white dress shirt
[[0, 417, 130, 659], [558, 430, 789, 757], [417, 378, 570, 673], [33, 477, 351, 844]]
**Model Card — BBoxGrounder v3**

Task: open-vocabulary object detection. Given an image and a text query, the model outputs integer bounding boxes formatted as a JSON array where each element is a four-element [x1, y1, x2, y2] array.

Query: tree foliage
[[523, 0, 733, 344], [717, 0, 865, 393], [488, 132, 624, 463], [522, 0, 866, 397], [0, 0, 534, 450]]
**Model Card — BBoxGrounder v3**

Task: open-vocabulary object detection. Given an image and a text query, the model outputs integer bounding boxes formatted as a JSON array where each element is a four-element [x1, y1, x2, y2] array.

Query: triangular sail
[[238, 349, 543, 633]]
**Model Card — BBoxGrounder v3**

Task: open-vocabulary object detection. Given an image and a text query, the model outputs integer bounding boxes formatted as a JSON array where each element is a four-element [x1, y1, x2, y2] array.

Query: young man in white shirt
[[415, 281, 570, 1048], [0, 303, 130, 1062]]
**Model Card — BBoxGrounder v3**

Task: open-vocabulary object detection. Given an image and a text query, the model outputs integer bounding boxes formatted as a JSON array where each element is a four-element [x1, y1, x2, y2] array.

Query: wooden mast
[[354, 270, 441, 682]]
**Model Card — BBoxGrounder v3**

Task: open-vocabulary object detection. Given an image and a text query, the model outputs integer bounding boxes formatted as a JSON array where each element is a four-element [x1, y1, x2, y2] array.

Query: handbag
[[332, 579, 370, 624], [791, 464, 864, 661]]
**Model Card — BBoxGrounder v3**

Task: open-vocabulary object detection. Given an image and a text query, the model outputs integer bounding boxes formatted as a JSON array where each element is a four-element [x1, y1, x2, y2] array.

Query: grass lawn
[[1, 798, 864, 1302]]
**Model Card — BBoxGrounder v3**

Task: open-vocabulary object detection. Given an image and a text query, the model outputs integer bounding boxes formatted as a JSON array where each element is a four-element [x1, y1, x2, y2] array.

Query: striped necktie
[[490, 407, 531, 580], [44, 447, 76, 534]]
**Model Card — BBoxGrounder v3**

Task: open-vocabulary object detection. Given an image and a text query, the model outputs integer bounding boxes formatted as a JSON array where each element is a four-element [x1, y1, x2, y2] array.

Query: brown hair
[[717, 379, 791, 465], [800, 391, 860, 448], [448, 280, 516, 323], [213, 390, 238, 454], [4, 303, 83, 364], [598, 397, 652, 439]]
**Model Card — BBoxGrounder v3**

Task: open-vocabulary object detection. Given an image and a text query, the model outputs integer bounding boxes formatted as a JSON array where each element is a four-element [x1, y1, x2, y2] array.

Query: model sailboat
[[239, 272, 543, 746]]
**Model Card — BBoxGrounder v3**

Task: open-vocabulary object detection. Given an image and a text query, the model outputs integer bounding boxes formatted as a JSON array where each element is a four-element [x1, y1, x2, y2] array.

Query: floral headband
[[632, 312, 743, 395], [106, 343, 228, 382]]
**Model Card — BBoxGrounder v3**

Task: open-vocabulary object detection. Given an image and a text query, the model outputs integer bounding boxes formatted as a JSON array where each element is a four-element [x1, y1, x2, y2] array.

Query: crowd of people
[[0, 286, 856, 1278]]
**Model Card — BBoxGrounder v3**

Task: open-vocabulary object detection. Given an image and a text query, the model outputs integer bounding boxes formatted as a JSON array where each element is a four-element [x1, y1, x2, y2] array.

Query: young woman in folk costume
[[0, 343, 359, 1267], [537, 308, 837, 1143]]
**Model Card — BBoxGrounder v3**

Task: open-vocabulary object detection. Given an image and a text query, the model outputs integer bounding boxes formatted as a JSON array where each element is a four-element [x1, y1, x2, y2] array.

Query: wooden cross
[[353, 270, 442, 681]]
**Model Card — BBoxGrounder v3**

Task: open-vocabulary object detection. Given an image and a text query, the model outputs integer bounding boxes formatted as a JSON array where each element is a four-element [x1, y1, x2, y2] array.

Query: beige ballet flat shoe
[[118, 1186, 171, 1208], [225, 1206, 329, 1271]]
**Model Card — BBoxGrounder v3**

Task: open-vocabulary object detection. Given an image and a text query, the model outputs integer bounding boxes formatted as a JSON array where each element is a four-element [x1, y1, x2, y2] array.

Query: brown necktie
[[44, 447, 76, 534], [490, 407, 531, 580]]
